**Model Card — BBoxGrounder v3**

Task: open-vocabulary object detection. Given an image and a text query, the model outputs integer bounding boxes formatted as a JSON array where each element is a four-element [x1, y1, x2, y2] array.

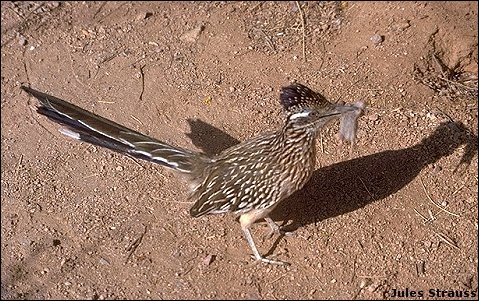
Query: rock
[[360, 278, 371, 288], [433, 164, 442, 173], [99, 257, 110, 265], [368, 113, 379, 122], [180, 25, 205, 43], [370, 34, 384, 45], [393, 20, 411, 31], [202, 254, 215, 266], [136, 12, 153, 21], [18, 36, 27, 46]]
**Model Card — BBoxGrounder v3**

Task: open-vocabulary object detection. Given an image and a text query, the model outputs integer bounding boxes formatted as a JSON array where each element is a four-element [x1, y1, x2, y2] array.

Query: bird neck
[[280, 122, 317, 149]]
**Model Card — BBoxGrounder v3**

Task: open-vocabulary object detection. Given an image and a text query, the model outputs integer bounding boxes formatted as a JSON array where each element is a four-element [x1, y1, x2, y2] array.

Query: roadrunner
[[22, 83, 364, 265]]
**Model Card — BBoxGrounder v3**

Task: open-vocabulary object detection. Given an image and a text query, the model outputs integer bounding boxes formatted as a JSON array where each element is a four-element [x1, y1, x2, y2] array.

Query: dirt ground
[[1, 1, 478, 299]]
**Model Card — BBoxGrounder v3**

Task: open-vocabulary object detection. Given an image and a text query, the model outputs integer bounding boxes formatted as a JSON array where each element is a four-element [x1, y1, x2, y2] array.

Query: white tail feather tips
[[59, 128, 81, 140]]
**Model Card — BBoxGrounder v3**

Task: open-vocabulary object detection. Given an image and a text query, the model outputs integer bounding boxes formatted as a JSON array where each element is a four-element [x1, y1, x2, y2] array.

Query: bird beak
[[323, 103, 361, 117], [334, 103, 360, 114], [316, 103, 362, 120]]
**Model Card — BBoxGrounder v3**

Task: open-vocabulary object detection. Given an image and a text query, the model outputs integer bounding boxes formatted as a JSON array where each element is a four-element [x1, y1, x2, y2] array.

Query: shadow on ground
[[186, 118, 240, 156]]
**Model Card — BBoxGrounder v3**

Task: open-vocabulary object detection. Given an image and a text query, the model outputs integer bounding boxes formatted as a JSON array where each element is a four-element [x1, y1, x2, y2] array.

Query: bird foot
[[251, 255, 290, 266]]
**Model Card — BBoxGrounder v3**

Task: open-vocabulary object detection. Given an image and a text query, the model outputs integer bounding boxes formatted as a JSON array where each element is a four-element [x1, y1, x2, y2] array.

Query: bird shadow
[[186, 119, 477, 232], [185, 118, 240, 156], [274, 121, 477, 230]]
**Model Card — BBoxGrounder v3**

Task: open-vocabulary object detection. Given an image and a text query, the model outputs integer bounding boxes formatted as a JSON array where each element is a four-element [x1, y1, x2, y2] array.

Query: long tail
[[21, 86, 210, 174]]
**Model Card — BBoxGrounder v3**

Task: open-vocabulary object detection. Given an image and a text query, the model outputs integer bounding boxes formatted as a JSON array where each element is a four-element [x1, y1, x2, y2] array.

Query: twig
[[452, 184, 465, 195], [67, 47, 90, 90], [125, 156, 145, 169], [420, 177, 460, 217], [433, 230, 460, 250], [93, 2, 107, 19], [295, 1, 306, 61], [413, 208, 429, 223], [125, 224, 148, 263], [150, 196, 194, 204], [162, 225, 178, 238], [23, 2, 46, 21], [7, 5, 25, 20], [259, 29, 276, 52], [356, 274, 388, 278], [271, 274, 286, 284], [139, 65, 145, 101], [319, 133, 324, 153], [22, 58, 31, 84], [250, 2, 264, 12], [438, 76, 478, 91], [434, 107, 455, 123], [432, 54, 448, 79], [359, 88, 384, 93], [17, 154, 23, 169], [98, 52, 119, 65], [95, 2, 127, 23], [83, 173, 99, 179], [130, 115, 143, 125], [358, 176, 373, 198], [350, 255, 357, 283]]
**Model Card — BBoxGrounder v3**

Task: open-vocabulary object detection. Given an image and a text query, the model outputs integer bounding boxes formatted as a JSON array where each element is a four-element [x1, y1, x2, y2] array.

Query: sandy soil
[[1, 1, 478, 299]]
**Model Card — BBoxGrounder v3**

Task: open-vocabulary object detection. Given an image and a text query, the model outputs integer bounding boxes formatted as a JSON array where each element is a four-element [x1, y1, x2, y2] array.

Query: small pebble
[[99, 257, 110, 265], [360, 278, 371, 288], [180, 25, 205, 43], [394, 21, 410, 31], [367, 280, 381, 292], [370, 34, 384, 45], [320, 24, 330, 31], [368, 113, 379, 122], [202, 254, 215, 266], [18, 36, 27, 46], [136, 12, 153, 21]]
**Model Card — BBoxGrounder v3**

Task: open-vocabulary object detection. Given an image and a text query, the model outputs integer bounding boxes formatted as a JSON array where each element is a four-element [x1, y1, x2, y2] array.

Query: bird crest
[[279, 83, 330, 113]]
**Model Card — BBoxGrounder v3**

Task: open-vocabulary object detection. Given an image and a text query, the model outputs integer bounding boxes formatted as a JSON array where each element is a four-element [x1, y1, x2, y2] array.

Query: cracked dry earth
[[1, 1, 478, 300]]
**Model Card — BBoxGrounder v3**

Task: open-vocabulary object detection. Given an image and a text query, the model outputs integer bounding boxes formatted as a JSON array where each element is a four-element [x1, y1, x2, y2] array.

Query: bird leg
[[242, 227, 289, 265], [239, 211, 289, 265]]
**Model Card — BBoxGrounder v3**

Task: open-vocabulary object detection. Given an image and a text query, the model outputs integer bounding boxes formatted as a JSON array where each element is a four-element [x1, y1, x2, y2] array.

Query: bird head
[[280, 83, 357, 129]]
